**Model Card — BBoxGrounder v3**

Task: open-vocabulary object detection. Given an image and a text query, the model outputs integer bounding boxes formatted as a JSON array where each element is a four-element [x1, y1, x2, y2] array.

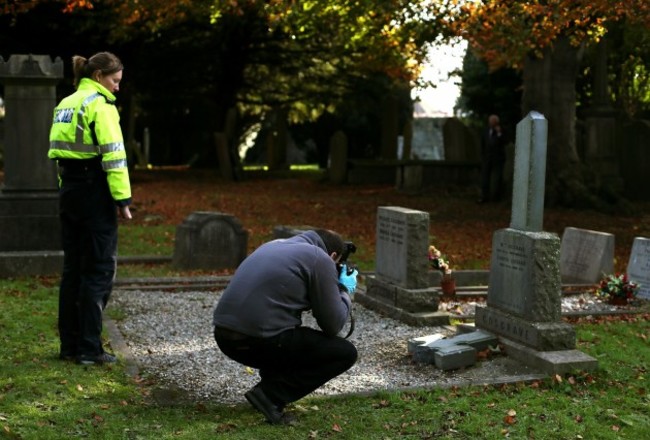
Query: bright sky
[[412, 39, 468, 117]]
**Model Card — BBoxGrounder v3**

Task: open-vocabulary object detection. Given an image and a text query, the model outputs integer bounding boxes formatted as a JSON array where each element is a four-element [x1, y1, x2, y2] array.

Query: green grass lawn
[[1, 277, 649, 439]]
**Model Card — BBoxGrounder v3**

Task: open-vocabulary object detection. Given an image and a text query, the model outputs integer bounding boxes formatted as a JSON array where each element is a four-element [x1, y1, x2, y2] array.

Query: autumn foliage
[[450, 0, 650, 70]]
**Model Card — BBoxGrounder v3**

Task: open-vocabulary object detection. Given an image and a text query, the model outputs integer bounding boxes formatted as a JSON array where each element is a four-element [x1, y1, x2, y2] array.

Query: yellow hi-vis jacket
[[48, 78, 131, 205]]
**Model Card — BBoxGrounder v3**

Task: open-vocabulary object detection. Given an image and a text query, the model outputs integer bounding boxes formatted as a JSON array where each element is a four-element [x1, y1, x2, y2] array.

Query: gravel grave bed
[[110, 289, 638, 406]]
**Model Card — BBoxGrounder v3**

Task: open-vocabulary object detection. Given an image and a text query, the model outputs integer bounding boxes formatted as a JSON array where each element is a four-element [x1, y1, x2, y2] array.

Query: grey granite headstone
[[475, 111, 597, 374], [375, 206, 429, 289], [627, 237, 650, 300], [172, 212, 248, 270], [487, 228, 562, 322], [358, 206, 444, 321], [560, 227, 614, 283]]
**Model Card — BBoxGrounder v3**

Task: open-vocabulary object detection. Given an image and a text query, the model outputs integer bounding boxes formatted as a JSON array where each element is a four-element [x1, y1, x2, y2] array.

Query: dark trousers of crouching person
[[214, 326, 357, 416]]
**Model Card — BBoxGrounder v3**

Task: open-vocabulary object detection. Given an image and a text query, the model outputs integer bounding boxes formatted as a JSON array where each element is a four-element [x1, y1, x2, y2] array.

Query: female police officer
[[49, 52, 132, 365]]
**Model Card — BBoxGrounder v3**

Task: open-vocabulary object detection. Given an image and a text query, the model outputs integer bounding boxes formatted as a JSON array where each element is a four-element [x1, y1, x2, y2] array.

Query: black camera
[[337, 241, 357, 276]]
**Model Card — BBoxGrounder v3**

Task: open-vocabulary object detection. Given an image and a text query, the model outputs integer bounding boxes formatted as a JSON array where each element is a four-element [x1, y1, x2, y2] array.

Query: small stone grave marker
[[172, 211, 247, 270], [560, 227, 614, 284], [627, 237, 650, 300]]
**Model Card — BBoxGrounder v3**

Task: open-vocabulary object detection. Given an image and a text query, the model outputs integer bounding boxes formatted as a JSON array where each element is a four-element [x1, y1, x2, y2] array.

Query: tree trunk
[[521, 36, 633, 213], [522, 35, 584, 206]]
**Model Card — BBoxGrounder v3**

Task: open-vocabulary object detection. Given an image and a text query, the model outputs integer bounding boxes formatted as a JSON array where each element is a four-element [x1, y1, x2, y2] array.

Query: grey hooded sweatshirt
[[212, 230, 352, 338]]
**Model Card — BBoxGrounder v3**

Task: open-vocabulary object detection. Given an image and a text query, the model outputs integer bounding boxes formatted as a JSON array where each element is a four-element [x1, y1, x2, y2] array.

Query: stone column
[[0, 54, 62, 191], [0, 55, 64, 274]]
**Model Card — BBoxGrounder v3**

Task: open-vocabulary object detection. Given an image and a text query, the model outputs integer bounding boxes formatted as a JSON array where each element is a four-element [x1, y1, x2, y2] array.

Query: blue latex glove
[[338, 264, 359, 295]]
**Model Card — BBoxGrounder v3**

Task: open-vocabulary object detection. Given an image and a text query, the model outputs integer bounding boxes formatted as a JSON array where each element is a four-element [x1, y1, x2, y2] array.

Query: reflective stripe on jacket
[[48, 78, 131, 204]]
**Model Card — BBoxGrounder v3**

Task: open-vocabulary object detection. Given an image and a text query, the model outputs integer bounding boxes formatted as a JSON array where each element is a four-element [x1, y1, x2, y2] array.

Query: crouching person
[[213, 229, 359, 425]]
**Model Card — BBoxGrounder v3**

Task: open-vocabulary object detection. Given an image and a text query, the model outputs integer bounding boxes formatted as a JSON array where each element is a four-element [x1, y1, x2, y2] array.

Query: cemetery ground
[[1, 168, 650, 439]]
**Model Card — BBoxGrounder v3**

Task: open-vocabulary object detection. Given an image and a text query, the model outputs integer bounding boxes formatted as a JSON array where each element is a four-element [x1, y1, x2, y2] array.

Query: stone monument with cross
[[475, 111, 598, 374]]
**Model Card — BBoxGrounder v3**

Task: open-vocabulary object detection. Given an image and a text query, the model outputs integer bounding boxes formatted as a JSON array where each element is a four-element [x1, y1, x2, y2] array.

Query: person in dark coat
[[479, 114, 507, 203], [213, 229, 359, 425]]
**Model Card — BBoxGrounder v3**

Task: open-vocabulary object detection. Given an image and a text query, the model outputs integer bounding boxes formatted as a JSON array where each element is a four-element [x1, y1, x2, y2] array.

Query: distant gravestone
[[442, 117, 480, 162], [560, 227, 614, 283], [627, 237, 650, 300], [475, 111, 597, 374], [172, 212, 248, 270], [411, 118, 444, 160], [358, 206, 445, 323]]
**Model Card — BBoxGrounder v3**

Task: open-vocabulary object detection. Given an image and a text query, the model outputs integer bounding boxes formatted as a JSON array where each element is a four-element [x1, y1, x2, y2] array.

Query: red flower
[[595, 273, 640, 300]]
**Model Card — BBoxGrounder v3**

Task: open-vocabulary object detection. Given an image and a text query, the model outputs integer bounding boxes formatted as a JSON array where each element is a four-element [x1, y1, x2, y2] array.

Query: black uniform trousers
[[57, 158, 118, 358], [480, 130, 506, 202], [480, 153, 505, 202], [215, 326, 357, 408]]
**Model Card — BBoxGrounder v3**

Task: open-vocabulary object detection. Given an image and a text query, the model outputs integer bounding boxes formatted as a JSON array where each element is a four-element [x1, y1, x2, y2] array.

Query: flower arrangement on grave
[[428, 245, 452, 279], [595, 273, 639, 304], [429, 245, 455, 297]]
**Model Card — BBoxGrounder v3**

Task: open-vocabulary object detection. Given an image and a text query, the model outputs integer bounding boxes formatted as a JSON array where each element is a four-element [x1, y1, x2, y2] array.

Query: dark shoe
[[59, 353, 76, 362], [278, 412, 297, 426], [77, 352, 117, 365], [244, 386, 287, 425]]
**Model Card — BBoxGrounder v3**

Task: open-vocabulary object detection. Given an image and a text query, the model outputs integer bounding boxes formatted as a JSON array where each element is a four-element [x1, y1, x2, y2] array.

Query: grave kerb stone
[[475, 306, 575, 351], [434, 345, 477, 370], [499, 337, 599, 375], [363, 276, 439, 313]]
